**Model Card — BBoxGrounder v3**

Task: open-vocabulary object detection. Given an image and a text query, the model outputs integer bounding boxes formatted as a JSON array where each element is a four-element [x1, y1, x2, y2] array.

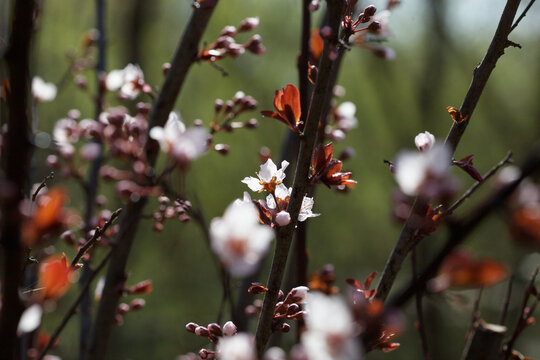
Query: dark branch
[[32, 172, 54, 201]]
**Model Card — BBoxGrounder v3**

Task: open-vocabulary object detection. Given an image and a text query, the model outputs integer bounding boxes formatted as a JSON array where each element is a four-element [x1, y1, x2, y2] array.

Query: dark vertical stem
[[79, 1, 106, 358], [412, 249, 430, 360], [0, 1, 37, 359], [254, 1, 344, 356]]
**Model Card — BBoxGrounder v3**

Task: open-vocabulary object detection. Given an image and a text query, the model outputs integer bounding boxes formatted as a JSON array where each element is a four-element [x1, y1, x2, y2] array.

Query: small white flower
[[302, 293, 361, 360], [299, 196, 319, 222], [105, 64, 144, 100], [275, 210, 291, 226], [394, 144, 451, 196], [210, 201, 274, 277], [242, 159, 289, 193], [17, 304, 43, 335], [414, 131, 436, 152], [289, 286, 309, 302], [150, 112, 207, 165], [32, 76, 57, 102], [218, 333, 256, 360], [336, 102, 358, 131], [53, 118, 79, 157]]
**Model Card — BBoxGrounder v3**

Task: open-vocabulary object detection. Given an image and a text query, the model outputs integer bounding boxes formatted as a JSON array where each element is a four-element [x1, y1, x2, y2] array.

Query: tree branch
[[254, 1, 344, 356], [375, 0, 522, 303], [0, 1, 37, 359], [87, 3, 219, 359]]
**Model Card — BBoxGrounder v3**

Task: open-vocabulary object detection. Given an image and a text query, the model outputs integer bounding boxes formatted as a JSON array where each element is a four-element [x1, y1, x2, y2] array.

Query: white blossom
[[210, 201, 274, 277], [266, 184, 319, 222], [394, 144, 451, 196], [414, 131, 436, 152], [105, 64, 144, 100], [336, 102, 358, 131], [32, 76, 57, 102], [242, 159, 289, 193], [53, 118, 80, 157], [222, 321, 238, 337], [17, 304, 43, 335], [218, 333, 256, 360], [149, 112, 207, 165], [302, 293, 361, 360]]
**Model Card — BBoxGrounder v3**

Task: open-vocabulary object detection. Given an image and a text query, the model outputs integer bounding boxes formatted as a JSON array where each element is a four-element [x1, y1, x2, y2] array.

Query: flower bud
[[129, 298, 146, 310], [214, 99, 224, 112], [207, 323, 223, 337], [287, 286, 309, 303], [117, 303, 130, 315], [220, 25, 237, 36], [214, 144, 230, 155], [368, 21, 382, 33], [195, 326, 210, 337], [364, 5, 377, 17], [128, 280, 153, 294], [185, 322, 198, 333], [238, 17, 259, 32], [222, 321, 237, 336], [320, 26, 332, 40], [46, 155, 60, 169], [414, 131, 436, 152], [275, 211, 291, 227], [162, 62, 171, 76], [308, 0, 320, 12]]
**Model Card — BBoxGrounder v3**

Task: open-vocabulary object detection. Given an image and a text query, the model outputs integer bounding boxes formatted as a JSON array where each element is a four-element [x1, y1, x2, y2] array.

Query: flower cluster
[[152, 196, 191, 232], [185, 320, 243, 359], [242, 159, 319, 227], [197, 17, 265, 63], [105, 64, 150, 100], [247, 285, 309, 333]]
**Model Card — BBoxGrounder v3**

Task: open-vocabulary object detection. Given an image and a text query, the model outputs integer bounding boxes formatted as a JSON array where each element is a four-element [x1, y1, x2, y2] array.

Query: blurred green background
[[15, 0, 540, 358]]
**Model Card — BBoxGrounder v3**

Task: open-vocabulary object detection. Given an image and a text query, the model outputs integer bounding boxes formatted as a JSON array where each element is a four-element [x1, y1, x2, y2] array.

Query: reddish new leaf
[[454, 154, 483, 182]]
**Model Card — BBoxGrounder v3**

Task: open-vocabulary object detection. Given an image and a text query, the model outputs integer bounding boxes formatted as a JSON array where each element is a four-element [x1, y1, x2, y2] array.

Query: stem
[[254, 1, 344, 356], [375, 0, 522, 303], [412, 249, 430, 360], [0, 1, 37, 359], [79, 1, 107, 356], [88, 3, 219, 359]]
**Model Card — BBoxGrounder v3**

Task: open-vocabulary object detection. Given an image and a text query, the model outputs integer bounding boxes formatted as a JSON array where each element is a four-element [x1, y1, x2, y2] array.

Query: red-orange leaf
[[454, 154, 483, 182], [39, 253, 76, 300], [22, 187, 68, 246], [261, 84, 301, 133]]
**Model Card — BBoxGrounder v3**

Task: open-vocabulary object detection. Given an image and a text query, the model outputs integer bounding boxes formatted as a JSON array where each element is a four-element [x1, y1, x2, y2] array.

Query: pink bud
[[238, 17, 259, 32], [207, 323, 222, 337], [185, 322, 198, 333], [195, 326, 210, 337], [129, 298, 146, 310], [275, 211, 291, 227], [117, 303, 130, 315], [414, 131, 436, 152], [222, 321, 237, 336], [308, 1, 319, 12]]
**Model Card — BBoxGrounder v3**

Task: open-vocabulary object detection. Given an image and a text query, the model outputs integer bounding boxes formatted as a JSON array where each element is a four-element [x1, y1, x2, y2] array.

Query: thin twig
[[412, 249, 430, 360], [510, 0, 536, 31], [71, 208, 122, 267], [37, 250, 113, 360], [32, 172, 54, 201], [375, 0, 522, 303], [502, 267, 539, 359], [499, 275, 514, 326], [444, 151, 513, 217], [466, 288, 483, 341]]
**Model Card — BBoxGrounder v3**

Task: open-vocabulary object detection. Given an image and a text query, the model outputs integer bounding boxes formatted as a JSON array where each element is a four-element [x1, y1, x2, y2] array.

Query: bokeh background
[[7, 0, 540, 358]]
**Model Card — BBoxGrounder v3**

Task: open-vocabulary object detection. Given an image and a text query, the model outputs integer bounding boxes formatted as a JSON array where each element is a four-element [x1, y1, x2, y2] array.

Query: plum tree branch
[[87, 3, 219, 359], [254, 1, 344, 356], [375, 0, 522, 303]]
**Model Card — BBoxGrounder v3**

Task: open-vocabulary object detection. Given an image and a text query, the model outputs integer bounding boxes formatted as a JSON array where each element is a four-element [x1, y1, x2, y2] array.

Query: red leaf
[[454, 154, 483, 182]]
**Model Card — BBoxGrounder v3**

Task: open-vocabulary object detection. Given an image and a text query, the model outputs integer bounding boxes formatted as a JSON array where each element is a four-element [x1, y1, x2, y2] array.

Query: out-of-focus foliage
[[28, 0, 540, 358]]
